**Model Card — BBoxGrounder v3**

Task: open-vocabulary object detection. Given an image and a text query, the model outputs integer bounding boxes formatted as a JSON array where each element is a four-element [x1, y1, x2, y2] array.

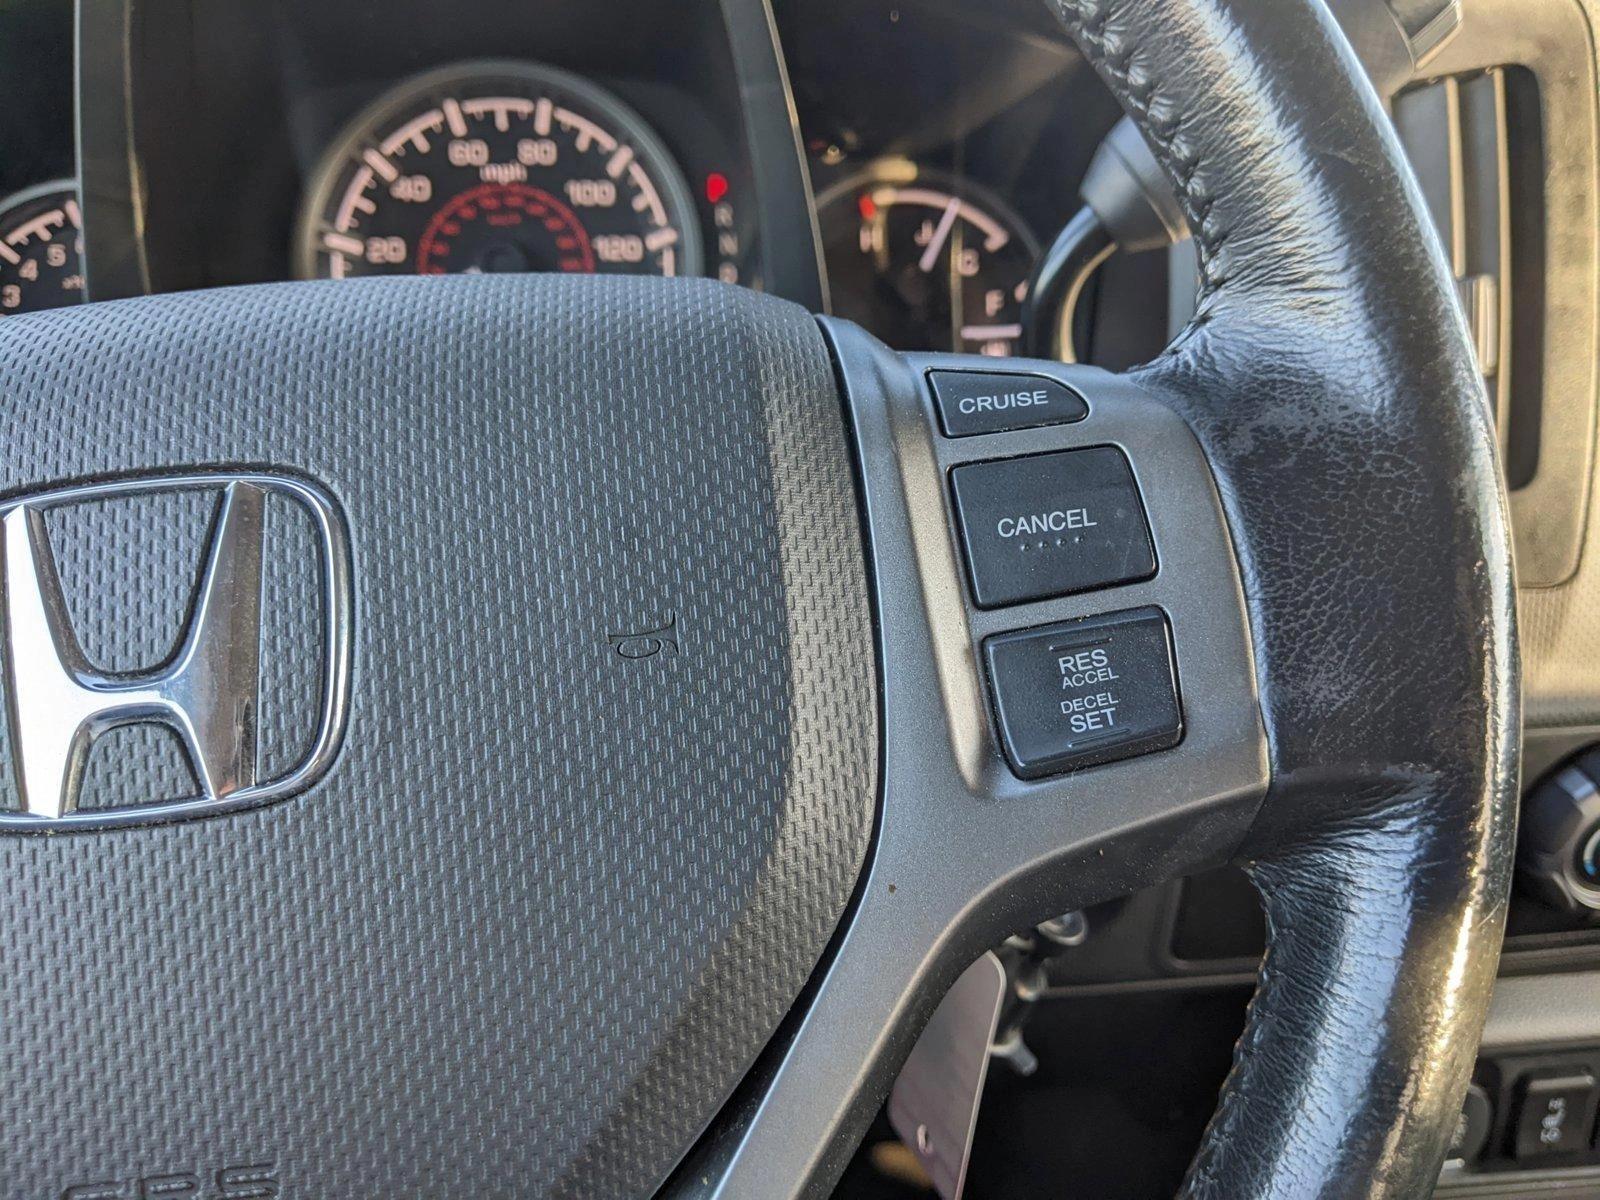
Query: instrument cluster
[[7, 0, 1167, 368], [0, 1, 79, 319], [63, 0, 774, 306], [294, 60, 706, 283]]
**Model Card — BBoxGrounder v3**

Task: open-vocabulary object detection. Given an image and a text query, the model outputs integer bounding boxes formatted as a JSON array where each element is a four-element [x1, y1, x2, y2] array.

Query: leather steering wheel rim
[[1049, 0, 1521, 1193]]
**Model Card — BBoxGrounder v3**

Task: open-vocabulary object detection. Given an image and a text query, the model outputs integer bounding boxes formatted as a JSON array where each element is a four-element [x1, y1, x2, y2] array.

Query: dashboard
[[9, 1, 1600, 1196], [0, 0, 1172, 369]]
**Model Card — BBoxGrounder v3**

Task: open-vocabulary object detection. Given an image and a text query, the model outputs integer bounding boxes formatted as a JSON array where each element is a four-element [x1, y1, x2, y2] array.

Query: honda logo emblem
[[0, 473, 351, 831]]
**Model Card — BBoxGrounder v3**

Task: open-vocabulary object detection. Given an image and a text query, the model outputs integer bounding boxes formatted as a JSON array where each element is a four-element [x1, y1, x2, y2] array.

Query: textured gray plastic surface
[[0, 275, 876, 1198]]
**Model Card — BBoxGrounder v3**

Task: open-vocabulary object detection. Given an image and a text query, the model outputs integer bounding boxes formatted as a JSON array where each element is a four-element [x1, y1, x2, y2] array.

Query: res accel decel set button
[[1513, 1071, 1600, 1161], [984, 607, 1183, 779]]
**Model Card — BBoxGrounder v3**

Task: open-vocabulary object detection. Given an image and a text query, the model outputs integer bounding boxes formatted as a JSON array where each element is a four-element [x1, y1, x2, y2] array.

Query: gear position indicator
[[984, 607, 1182, 779]]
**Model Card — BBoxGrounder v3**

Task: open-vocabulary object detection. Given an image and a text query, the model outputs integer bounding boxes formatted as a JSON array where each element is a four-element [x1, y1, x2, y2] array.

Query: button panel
[[1438, 1049, 1600, 1182], [950, 447, 1156, 609], [929, 369, 1089, 437], [984, 608, 1182, 779]]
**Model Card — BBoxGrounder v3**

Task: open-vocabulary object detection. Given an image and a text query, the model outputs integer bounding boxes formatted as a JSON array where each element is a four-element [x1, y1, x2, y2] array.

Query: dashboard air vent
[[1393, 66, 1544, 489]]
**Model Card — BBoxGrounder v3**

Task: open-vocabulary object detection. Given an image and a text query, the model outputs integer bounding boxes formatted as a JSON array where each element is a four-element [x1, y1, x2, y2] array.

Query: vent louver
[[1395, 70, 1515, 441]]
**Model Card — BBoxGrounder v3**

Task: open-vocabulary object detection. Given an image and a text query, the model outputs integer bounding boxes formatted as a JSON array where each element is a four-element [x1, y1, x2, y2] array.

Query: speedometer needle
[[918, 196, 961, 273]]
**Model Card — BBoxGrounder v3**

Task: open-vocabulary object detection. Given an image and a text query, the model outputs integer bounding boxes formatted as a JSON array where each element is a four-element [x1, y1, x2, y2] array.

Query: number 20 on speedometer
[[296, 60, 703, 281]]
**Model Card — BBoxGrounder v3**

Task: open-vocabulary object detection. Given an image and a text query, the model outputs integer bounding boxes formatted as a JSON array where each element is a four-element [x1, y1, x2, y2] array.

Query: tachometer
[[0, 181, 83, 317], [296, 61, 702, 281], [815, 164, 1038, 356]]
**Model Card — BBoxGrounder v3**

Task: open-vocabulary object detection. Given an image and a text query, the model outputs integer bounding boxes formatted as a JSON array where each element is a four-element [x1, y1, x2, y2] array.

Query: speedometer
[[0, 181, 83, 317], [296, 61, 702, 281]]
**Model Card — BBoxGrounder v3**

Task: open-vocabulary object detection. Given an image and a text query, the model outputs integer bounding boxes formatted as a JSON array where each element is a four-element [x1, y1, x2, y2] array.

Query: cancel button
[[984, 608, 1183, 779], [950, 446, 1155, 608]]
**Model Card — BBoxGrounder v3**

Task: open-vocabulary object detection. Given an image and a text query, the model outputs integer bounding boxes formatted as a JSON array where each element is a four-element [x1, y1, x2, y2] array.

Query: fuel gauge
[[816, 163, 1038, 355], [0, 181, 83, 317]]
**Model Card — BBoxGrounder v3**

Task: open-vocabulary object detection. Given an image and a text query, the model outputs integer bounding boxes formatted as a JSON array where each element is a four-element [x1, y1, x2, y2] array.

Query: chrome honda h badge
[[0, 473, 351, 831]]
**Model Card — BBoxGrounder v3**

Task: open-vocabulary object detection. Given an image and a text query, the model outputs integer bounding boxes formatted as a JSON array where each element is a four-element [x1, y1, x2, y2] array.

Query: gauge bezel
[[813, 163, 1042, 266], [293, 58, 704, 282], [0, 178, 80, 226]]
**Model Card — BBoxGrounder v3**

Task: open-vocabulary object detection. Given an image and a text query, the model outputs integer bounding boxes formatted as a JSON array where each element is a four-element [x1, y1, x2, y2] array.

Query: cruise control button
[[1513, 1071, 1599, 1161], [984, 607, 1182, 779], [930, 370, 1089, 437], [951, 447, 1155, 609]]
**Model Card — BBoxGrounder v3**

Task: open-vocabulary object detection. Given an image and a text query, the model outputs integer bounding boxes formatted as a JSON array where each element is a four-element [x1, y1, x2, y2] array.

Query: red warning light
[[857, 193, 877, 220], [705, 172, 730, 204]]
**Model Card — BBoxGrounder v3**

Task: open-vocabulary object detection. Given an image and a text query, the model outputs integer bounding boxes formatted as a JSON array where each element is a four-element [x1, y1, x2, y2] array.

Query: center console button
[[1513, 1071, 1600, 1161]]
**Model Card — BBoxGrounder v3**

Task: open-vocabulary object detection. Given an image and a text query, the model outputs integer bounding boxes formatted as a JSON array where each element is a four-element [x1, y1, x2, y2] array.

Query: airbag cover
[[0, 275, 877, 1198]]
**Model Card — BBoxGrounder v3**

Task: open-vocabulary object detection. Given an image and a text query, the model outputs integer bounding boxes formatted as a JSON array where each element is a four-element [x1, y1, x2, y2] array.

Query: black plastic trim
[[718, 0, 827, 309]]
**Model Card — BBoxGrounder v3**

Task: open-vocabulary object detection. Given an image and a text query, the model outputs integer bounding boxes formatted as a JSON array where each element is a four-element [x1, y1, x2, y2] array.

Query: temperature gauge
[[815, 164, 1038, 355], [0, 181, 84, 317]]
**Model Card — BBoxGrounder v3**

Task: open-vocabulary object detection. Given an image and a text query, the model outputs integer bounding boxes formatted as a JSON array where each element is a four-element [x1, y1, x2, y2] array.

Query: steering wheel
[[0, 0, 1516, 1197]]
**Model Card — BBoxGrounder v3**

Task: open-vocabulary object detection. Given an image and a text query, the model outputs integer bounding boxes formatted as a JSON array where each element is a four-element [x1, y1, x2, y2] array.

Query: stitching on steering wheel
[[1049, 0, 1229, 334]]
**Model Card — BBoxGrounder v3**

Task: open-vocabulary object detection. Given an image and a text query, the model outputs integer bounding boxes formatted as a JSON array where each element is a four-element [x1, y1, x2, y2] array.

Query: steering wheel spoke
[[670, 324, 1269, 1196]]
